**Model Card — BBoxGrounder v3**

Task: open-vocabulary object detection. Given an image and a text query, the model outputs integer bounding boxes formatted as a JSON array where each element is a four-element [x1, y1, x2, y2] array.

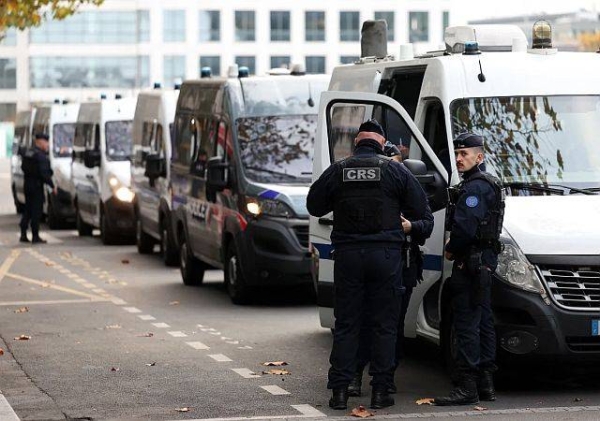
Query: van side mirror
[[206, 156, 229, 191], [403, 159, 434, 184], [403, 159, 448, 212], [145, 153, 166, 180], [84, 149, 101, 168]]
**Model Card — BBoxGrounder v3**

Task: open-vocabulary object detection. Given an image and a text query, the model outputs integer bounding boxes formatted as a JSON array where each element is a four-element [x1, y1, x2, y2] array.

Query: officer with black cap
[[307, 119, 428, 410], [20, 132, 57, 244], [434, 132, 504, 406]]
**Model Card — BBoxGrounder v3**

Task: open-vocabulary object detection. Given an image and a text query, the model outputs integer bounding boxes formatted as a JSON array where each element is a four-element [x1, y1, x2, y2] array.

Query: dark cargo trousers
[[19, 180, 44, 239]]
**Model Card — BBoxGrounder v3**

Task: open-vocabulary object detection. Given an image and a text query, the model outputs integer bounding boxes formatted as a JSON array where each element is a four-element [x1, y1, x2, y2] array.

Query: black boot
[[478, 370, 496, 401], [19, 233, 30, 243], [348, 371, 362, 397], [434, 376, 479, 406], [32, 237, 47, 244], [370, 388, 394, 409], [329, 388, 348, 410]]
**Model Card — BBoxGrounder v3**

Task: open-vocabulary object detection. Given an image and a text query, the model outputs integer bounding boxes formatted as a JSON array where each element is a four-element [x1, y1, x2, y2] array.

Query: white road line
[[238, 346, 253, 350], [231, 368, 260, 379], [226, 340, 239, 345], [209, 331, 221, 336], [67, 273, 79, 279], [0, 299, 102, 306], [186, 341, 210, 350], [111, 298, 127, 305], [168, 331, 187, 338], [291, 404, 326, 417], [197, 324, 204, 328], [92, 289, 105, 294], [0, 394, 20, 421], [152, 322, 170, 328], [123, 307, 142, 313], [138, 315, 156, 321], [260, 385, 290, 396], [82, 283, 96, 289], [208, 354, 232, 362]]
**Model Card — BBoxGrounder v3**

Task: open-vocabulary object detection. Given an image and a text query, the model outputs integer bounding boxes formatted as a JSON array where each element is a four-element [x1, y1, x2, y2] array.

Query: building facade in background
[[0, 0, 452, 121]]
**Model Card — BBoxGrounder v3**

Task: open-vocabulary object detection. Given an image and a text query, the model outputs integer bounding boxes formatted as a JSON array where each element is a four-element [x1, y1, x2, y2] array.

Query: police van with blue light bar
[[310, 21, 600, 365]]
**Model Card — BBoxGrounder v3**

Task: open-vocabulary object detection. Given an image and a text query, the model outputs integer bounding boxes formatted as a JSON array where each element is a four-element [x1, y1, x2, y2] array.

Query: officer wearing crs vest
[[20, 133, 56, 244], [434, 132, 505, 406], [307, 119, 428, 410]]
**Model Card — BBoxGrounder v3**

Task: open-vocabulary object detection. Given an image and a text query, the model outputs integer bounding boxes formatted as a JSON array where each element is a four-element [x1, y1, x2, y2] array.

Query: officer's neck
[[462, 164, 482, 180], [355, 139, 384, 155]]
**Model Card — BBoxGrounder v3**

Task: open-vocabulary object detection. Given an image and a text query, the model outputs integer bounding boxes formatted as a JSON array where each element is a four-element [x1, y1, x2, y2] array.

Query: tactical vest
[[447, 171, 505, 252], [21, 148, 40, 179], [333, 155, 401, 234]]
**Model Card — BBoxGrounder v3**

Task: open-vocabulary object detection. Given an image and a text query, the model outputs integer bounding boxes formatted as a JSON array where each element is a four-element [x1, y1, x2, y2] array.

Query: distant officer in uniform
[[307, 119, 428, 410], [434, 133, 504, 406], [20, 133, 57, 244]]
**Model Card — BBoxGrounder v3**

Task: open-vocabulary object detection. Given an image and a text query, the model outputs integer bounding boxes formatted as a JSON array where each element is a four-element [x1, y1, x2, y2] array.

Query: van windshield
[[105, 120, 133, 161], [237, 115, 316, 184], [452, 96, 600, 188], [52, 123, 75, 157]]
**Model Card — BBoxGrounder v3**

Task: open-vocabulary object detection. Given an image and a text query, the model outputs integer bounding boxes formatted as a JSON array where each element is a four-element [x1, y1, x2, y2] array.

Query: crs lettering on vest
[[342, 168, 381, 182]]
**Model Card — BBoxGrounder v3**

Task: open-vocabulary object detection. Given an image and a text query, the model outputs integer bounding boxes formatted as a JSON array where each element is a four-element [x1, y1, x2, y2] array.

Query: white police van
[[131, 85, 180, 264], [310, 22, 600, 365], [31, 101, 80, 228], [71, 96, 136, 244], [11, 109, 35, 213]]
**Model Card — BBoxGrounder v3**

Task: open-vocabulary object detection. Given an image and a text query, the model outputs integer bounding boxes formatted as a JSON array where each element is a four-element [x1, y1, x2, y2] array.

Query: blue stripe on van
[[259, 190, 280, 200]]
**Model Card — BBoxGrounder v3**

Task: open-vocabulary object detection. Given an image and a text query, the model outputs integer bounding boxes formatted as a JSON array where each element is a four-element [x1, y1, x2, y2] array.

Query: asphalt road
[[1, 159, 600, 421]]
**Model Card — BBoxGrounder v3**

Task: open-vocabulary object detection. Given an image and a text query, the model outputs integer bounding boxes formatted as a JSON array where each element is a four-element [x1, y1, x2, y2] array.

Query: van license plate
[[593, 320, 599, 336]]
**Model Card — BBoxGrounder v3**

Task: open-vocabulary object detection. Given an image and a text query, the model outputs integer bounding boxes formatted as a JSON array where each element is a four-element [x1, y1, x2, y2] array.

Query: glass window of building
[[305, 11, 325, 42], [1, 29, 17, 46], [0, 58, 17, 89], [200, 56, 221, 77], [30, 56, 149, 88], [235, 11, 255, 42], [270, 11, 290, 42], [164, 55, 185, 88], [340, 56, 359, 65], [270, 56, 290, 69], [409, 12, 429, 42], [443, 11, 450, 31], [164, 10, 186, 43], [374, 11, 395, 42], [306, 56, 325, 74], [340, 11, 360, 42], [199, 10, 220, 42], [0, 103, 17, 122], [29, 11, 149, 44], [235, 56, 256, 75]]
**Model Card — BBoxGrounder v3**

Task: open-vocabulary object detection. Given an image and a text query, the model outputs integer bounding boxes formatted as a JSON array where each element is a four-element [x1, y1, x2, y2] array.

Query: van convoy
[[11, 109, 35, 213], [310, 23, 600, 365]]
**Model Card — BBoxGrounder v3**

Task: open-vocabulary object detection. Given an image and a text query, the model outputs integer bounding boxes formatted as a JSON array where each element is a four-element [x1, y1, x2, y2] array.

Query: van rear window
[[52, 123, 75, 157], [105, 120, 133, 161]]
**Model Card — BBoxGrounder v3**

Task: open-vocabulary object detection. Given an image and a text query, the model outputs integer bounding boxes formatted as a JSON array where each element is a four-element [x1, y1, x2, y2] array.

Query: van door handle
[[86, 174, 94, 179], [318, 218, 334, 226]]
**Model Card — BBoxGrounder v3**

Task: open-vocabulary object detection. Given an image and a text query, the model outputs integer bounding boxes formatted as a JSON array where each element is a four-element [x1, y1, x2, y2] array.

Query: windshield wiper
[[504, 182, 565, 195], [244, 166, 299, 179]]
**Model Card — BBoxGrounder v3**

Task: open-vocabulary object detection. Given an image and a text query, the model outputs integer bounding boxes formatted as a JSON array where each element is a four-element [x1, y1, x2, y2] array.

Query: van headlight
[[496, 230, 547, 298], [108, 174, 134, 203], [245, 197, 293, 218]]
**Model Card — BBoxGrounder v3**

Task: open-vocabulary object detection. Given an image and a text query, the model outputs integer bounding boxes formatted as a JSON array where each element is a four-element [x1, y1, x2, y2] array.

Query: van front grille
[[566, 336, 600, 352], [538, 266, 600, 311], [292, 225, 309, 249]]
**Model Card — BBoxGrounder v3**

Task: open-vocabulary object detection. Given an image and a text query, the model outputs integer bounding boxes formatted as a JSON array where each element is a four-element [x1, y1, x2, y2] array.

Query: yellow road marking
[[0, 250, 21, 284], [0, 299, 107, 306], [5, 272, 106, 301]]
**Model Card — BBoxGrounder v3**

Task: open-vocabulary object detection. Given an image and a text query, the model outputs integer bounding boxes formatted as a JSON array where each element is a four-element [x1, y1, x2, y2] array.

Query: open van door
[[310, 91, 449, 341]]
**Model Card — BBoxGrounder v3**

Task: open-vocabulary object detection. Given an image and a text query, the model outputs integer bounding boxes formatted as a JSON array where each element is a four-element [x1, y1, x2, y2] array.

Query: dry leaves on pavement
[[416, 398, 434, 405], [110, 367, 120, 372], [350, 405, 374, 418], [262, 369, 290, 375], [121, 259, 130, 264], [14, 307, 29, 313], [175, 407, 191, 413], [44, 262, 54, 266], [474, 406, 487, 411], [104, 324, 122, 329], [14, 335, 31, 341], [146, 362, 156, 367], [169, 301, 180, 306], [262, 361, 288, 366], [0, 348, 4, 356], [136, 332, 154, 337]]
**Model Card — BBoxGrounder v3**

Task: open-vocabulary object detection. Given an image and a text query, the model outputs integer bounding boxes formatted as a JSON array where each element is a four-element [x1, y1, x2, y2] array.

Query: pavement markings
[[138, 314, 156, 321], [186, 341, 210, 350], [209, 331, 221, 336], [111, 298, 127, 305], [0, 299, 101, 306], [260, 385, 290, 396], [152, 322, 170, 328], [67, 273, 79, 279], [291, 404, 326, 417], [0, 250, 21, 284], [167, 331, 188, 338], [123, 307, 142, 313], [231, 368, 261, 379], [238, 346, 253, 350], [208, 354, 232, 362], [0, 394, 20, 421], [82, 283, 96, 289], [5, 273, 106, 301]]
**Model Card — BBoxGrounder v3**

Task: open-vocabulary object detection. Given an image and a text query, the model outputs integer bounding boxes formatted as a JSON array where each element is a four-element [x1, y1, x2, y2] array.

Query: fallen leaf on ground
[[169, 301, 180, 306], [60, 252, 72, 258], [262, 369, 290, 375], [44, 262, 54, 267], [262, 361, 288, 366], [350, 405, 374, 418], [14, 307, 29, 313], [137, 332, 154, 337], [416, 398, 434, 405], [121, 259, 130, 264], [175, 407, 191, 413], [146, 362, 156, 366], [574, 398, 583, 402], [14, 335, 31, 341], [105, 324, 122, 329], [474, 406, 487, 411], [41, 283, 51, 288], [0, 348, 4, 356], [110, 367, 120, 372]]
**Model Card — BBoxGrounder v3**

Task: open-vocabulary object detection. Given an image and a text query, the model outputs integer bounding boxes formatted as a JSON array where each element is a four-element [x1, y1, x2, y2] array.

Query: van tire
[[136, 217, 155, 254], [225, 241, 251, 305], [47, 193, 60, 229], [76, 207, 93, 236], [161, 221, 179, 266], [100, 208, 117, 245], [179, 234, 205, 286]]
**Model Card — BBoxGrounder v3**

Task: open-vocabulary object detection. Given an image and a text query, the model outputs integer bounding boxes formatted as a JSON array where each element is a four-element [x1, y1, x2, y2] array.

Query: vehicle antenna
[[474, 29, 486, 83], [307, 82, 315, 107]]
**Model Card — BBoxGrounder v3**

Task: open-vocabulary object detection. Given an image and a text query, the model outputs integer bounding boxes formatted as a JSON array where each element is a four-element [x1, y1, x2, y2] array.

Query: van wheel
[[225, 242, 251, 305], [136, 217, 155, 254], [101, 208, 117, 245], [76, 207, 93, 236], [441, 302, 457, 375], [179, 234, 205, 286], [47, 193, 60, 229], [161, 221, 179, 266]]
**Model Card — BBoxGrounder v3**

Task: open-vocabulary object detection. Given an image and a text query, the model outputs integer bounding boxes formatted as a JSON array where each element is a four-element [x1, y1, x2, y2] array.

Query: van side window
[[216, 121, 233, 161], [191, 117, 216, 177], [173, 115, 196, 168], [155, 124, 164, 157], [329, 104, 367, 162], [423, 100, 451, 176]]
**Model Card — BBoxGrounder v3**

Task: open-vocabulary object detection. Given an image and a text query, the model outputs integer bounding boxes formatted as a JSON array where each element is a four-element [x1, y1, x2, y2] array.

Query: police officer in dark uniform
[[434, 132, 504, 406], [307, 119, 428, 410], [20, 133, 56, 244]]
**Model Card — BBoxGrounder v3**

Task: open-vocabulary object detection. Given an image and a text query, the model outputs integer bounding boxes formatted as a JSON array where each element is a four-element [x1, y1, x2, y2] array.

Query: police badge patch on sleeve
[[342, 168, 381, 182], [465, 196, 479, 207]]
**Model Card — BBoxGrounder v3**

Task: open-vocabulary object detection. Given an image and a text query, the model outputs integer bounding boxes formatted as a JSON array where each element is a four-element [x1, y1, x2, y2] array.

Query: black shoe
[[370, 389, 394, 409], [19, 235, 30, 243], [386, 382, 397, 394], [478, 371, 496, 401], [348, 372, 362, 397], [328, 388, 348, 410], [31, 237, 47, 244], [434, 378, 479, 406]]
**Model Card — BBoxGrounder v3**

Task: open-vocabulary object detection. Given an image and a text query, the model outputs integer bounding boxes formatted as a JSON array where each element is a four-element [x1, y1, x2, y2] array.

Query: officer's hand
[[401, 216, 412, 233], [445, 251, 454, 261]]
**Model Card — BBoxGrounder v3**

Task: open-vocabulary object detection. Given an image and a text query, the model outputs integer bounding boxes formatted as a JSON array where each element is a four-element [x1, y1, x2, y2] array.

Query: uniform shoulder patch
[[465, 195, 479, 208]]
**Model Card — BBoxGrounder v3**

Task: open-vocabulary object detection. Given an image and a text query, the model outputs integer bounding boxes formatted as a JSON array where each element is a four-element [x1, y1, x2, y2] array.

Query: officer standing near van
[[307, 119, 428, 410], [434, 132, 504, 406], [19, 133, 56, 244]]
